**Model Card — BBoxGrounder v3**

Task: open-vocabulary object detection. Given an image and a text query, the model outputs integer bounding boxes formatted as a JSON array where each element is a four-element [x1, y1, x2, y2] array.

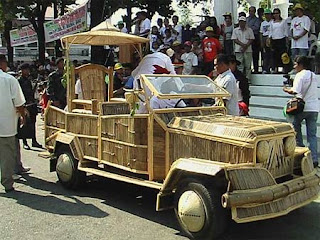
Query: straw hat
[[293, 3, 304, 11]]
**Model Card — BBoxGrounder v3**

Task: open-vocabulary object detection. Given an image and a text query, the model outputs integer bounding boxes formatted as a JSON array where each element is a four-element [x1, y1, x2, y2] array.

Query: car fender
[[156, 158, 230, 211]]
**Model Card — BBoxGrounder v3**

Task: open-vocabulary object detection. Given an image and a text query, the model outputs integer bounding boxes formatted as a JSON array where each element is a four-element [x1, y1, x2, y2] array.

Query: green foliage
[[178, 3, 193, 26], [291, 0, 320, 22]]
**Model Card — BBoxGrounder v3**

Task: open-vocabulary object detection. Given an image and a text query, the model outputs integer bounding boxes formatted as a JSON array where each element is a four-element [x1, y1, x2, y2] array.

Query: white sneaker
[[12, 174, 22, 180]]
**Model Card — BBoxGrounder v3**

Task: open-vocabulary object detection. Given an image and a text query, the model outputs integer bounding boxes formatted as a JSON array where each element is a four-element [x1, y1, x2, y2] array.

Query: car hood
[[167, 115, 294, 143]]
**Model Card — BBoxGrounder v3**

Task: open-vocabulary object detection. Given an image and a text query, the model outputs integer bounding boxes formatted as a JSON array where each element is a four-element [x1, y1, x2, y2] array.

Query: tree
[[16, 0, 75, 63], [89, 0, 174, 64], [0, 0, 20, 65]]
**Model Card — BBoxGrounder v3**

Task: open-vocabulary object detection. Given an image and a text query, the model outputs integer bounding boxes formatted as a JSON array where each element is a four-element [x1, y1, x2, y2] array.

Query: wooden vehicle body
[[44, 27, 320, 240]]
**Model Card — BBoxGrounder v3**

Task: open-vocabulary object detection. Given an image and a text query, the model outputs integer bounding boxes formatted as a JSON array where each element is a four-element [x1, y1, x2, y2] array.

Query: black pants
[[272, 38, 290, 73], [252, 35, 261, 72]]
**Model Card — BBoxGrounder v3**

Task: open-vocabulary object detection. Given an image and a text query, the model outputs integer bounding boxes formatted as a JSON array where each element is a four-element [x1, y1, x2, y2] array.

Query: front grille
[[262, 139, 294, 178]]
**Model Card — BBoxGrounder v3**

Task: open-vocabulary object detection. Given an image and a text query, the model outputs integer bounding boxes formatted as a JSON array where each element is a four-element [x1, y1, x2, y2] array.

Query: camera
[[283, 74, 293, 87]]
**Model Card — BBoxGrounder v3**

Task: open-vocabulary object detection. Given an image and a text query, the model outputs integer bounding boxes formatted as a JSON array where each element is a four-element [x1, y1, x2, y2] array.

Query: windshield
[[141, 74, 230, 99]]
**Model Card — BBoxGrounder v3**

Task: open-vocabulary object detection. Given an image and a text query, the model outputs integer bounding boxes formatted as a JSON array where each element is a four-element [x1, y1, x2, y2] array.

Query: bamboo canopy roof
[[61, 20, 149, 46], [168, 115, 294, 143]]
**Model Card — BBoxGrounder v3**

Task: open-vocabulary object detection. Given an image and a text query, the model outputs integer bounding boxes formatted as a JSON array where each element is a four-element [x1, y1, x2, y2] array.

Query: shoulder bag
[[286, 72, 312, 115]]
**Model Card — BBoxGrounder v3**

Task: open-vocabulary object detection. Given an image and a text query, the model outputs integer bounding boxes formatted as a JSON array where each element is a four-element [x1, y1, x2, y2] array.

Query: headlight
[[256, 140, 270, 163], [284, 136, 296, 156]]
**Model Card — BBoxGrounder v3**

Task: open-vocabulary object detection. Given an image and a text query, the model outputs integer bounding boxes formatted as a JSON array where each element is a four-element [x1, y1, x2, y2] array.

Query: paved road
[[0, 119, 319, 240]]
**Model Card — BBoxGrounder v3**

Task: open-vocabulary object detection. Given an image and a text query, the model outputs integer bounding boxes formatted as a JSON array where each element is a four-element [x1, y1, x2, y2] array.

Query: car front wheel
[[174, 181, 227, 240], [56, 147, 85, 189]]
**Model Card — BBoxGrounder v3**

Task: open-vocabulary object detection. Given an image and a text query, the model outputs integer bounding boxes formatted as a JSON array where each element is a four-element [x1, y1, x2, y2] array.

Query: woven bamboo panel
[[66, 114, 98, 136], [227, 168, 276, 190], [46, 107, 66, 129], [169, 133, 254, 166], [75, 64, 109, 102], [101, 116, 148, 145], [101, 140, 147, 171], [152, 121, 166, 180], [100, 102, 130, 115], [234, 185, 320, 222], [78, 136, 98, 158]]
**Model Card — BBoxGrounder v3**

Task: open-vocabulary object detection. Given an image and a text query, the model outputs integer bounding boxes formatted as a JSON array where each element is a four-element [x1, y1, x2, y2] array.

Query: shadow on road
[[5, 173, 320, 240], [0, 190, 108, 218], [0, 174, 109, 218]]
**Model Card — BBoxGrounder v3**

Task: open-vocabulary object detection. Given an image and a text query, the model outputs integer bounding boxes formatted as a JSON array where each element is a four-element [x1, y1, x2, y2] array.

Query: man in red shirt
[[202, 26, 222, 75]]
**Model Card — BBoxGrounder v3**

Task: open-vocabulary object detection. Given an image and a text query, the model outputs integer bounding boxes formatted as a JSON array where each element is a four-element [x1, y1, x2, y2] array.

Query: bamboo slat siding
[[101, 117, 148, 145], [156, 108, 224, 125], [100, 116, 148, 172], [169, 115, 293, 143], [169, 133, 254, 166], [45, 107, 66, 148], [152, 121, 166, 180], [66, 114, 98, 136], [234, 186, 320, 221]]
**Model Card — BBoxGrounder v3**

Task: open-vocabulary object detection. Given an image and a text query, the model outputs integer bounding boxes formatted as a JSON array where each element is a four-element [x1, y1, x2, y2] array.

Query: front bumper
[[223, 153, 320, 223]]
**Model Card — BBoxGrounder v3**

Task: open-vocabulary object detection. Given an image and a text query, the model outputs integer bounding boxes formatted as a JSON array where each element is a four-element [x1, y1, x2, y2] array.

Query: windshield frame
[[140, 74, 231, 100]]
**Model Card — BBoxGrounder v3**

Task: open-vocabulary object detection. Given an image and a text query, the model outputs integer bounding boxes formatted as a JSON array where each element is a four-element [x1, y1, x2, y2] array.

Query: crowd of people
[[119, 4, 319, 79]]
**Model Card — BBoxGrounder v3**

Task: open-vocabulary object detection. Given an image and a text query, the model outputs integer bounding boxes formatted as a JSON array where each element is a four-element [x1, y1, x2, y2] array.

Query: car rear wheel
[[174, 181, 227, 240], [56, 147, 85, 189]]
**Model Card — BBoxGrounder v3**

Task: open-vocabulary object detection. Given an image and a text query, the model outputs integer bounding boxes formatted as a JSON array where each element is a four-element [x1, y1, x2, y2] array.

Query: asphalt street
[[0, 118, 319, 240]]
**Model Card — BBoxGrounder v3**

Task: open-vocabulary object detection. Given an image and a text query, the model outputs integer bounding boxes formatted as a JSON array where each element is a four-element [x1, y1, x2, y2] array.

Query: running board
[[78, 166, 163, 190]]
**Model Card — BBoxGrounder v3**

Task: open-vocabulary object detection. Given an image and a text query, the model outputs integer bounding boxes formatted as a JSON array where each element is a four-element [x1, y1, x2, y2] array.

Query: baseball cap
[[205, 26, 214, 32], [184, 41, 192, 47], [114, 63, 123, 70], [172, 41, 182, 47], [264, 8, 272, 14], [239, 16, 246, 22], [223, 12, 232, 17]]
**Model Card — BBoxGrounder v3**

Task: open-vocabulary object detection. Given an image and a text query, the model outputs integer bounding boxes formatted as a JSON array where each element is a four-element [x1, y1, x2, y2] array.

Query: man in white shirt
[[231, 16, 255, 82], [290, 4, 311, 60], [172, 15, 183, 43], [138, 11, 151, 38], [0, 55, 26, 193], [181, 41, 198, 75], [214, 54, 239, 116]]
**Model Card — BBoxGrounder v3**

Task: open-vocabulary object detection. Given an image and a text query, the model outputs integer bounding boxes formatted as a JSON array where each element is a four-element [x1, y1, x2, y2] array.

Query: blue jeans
[[292, 112, 318, 163], [291, 48, 308, 61]]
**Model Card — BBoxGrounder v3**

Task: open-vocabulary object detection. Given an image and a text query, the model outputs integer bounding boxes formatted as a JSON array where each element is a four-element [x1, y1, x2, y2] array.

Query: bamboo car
[[44, 25, 320, 240]]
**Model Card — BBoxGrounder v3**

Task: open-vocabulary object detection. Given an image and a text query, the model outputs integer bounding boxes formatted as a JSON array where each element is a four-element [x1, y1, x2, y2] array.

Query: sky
[[75, 0, 211, 28]]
